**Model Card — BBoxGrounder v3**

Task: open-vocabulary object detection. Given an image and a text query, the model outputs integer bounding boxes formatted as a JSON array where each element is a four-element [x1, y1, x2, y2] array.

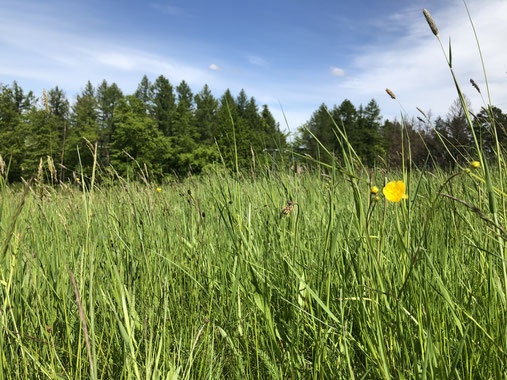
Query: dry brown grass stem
[[385, 88, 396, 100], [69, 271, 95, 376], [0, 155, 5, 176]]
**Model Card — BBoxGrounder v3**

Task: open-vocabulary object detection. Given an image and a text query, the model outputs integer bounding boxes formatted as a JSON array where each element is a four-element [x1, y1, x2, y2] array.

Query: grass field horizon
[[1, 4, 506, 379]]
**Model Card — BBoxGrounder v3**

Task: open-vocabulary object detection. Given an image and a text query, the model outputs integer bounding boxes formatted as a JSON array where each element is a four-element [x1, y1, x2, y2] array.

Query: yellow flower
[[156, 187, 162, 192], [371, 186, 379, 195], [383, 180, 407, 202], [471, 161, 480, 169], [76, 177, 80, 182]]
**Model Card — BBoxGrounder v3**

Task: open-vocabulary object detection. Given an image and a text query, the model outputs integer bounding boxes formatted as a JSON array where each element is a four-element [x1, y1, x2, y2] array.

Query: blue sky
[[1, 0, 506, 135]]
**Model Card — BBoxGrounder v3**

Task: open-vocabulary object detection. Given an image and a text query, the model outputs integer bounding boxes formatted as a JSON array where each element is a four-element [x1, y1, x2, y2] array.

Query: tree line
[[1, 77, 505, 182], [0, 76, 286, 181], [295, 96, 506, 169]]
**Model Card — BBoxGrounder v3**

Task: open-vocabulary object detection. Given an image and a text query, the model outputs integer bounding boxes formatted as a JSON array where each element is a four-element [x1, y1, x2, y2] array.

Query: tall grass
[[0, 162, 505, 378], [0, 3, 506, 379]]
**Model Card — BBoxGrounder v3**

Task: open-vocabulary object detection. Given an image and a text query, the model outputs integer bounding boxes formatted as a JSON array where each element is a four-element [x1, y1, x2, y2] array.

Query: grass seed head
[[423, 9, 439, 37], [385, 88, 396, 99], [470, 79, 481, 94], [416, 107, 427, 118], [42, 89, 50, 114]]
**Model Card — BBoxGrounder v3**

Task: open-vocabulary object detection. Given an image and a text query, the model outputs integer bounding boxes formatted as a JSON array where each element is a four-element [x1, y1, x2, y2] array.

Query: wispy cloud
[[330, 67, 345, 77], [150, 3, 186, 16], [247, 55, 268, 67], [208, 64, 221, 71], [0, 5, 218, 93]]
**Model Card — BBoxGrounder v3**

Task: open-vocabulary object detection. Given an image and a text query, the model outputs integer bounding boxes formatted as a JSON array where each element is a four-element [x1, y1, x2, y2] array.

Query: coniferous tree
[[47, 86, 70, 179], [134, 75, 153, 113], [332, 99, 358, 152], [170, 80, 198, 171], [97, 80, 123, 165], [356, 99, 384, 165], [260, 104, 285, 149], [297, 103, 335, 162], [194, 84, 218, 145], [236, 89, 249, 117], [12, 81, 35, 113], [216, 89, 245, 167], [109, 95, 168, 176], [151, 75, 176, 137], [474, 106, 507, 157], [0, 84, 28, 180], [66, 81, 99, 173]]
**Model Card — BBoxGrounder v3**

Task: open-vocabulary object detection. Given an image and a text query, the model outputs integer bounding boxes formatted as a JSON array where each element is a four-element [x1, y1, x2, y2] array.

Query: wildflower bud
[[374, 196, 380, 202], [371, 186, 379, 195], [423, 9, 439, 37], [471, 161, 480, 169], [465, 168, 471, 174]]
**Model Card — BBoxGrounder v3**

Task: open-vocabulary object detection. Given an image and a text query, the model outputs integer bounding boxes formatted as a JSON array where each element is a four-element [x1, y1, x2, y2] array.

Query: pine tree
[[66, 81, 99, 174], [297, 103, 336, 162], [474, 106, 507, 157], [194, 84, 218, 145], [0, 84, 28, 180], [109, 95, 168, 177], [97, 80, 124, 165], [46, 86, 70, 179], [261, 104, 286, 149], [12, 81, 35, 113], [134, 75, 153, 113], [236, 89, 249, 117], [356, 99, 384, 165], [151, 75, 176, 136]]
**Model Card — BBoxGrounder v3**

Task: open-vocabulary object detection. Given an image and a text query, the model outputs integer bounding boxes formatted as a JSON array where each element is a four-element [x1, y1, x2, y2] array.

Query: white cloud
[[208, 64, 221, 71], [330, 67, 345, 77], [335, 1, 507, 121]]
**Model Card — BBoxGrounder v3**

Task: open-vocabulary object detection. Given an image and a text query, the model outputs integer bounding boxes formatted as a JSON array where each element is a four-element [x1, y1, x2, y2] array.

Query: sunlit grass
[[0, 162, 505, 378]]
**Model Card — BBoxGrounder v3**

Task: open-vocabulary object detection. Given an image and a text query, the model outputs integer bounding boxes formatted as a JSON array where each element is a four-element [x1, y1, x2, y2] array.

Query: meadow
[[1, 5, 506, 380], [0, 159, 505, 379]]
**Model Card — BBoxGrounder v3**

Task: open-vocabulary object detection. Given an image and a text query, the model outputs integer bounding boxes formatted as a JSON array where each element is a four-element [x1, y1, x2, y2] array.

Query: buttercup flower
[[157, 187, 162, 192], [371, 186, 379, 195], [471, 161, 480, 169], [383, 181, 408, 202]]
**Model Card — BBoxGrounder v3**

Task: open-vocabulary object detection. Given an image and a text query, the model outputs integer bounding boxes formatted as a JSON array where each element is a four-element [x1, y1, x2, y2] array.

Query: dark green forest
[[0, 76, 505, 182]]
